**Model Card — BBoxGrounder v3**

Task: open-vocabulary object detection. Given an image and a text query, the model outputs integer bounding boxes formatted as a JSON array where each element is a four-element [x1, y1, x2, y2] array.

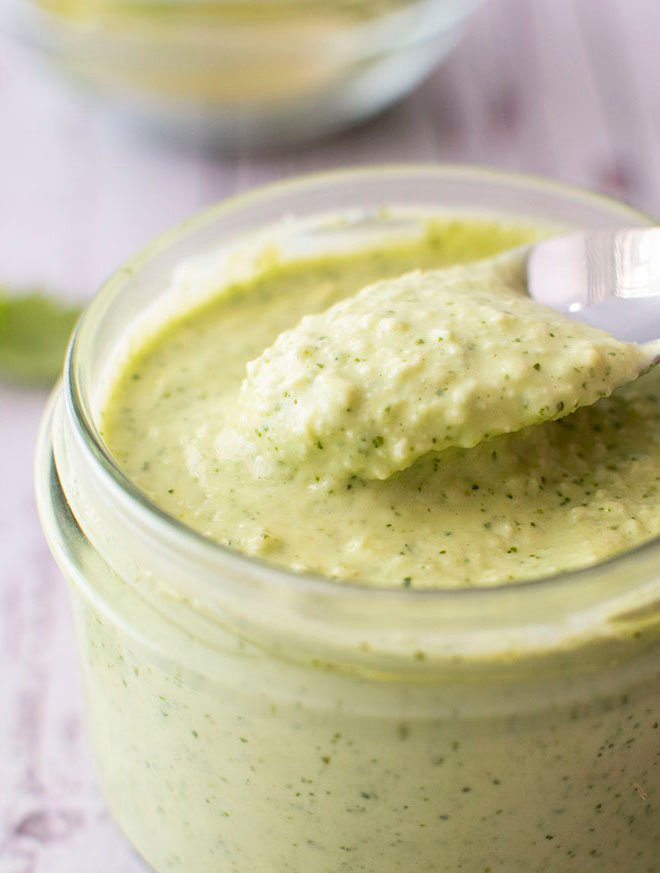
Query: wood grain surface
[[2, 0, 660, 869]]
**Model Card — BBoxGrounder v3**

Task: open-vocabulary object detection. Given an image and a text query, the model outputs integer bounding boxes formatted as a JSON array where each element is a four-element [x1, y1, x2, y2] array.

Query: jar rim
[[58, 164, 660, 662]]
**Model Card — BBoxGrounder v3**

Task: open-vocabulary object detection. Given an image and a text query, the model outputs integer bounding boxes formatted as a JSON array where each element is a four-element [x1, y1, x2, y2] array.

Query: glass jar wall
[[36, 167, 660, 872]]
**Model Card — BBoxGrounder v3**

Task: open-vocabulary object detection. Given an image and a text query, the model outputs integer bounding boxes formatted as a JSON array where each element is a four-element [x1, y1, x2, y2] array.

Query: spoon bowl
[[527, 228, 660, 344]]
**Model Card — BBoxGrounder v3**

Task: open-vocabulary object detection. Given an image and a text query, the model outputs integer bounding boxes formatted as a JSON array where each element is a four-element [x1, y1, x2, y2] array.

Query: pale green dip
[[83, 217, 660, 873], [103, 219, 660, 589]]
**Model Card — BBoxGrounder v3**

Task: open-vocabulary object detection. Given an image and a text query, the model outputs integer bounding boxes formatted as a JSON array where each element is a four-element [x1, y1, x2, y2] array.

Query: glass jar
[[36, 167, 660, 873], [2, 0, 484, 149]]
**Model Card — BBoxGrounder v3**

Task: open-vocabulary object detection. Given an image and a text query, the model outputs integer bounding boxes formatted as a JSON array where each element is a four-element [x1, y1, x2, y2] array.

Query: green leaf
[[0, 290, 82, 386]]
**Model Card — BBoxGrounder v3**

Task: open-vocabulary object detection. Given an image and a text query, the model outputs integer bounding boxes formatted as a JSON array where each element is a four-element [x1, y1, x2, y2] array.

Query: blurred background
[[1, 0, 660, 869]]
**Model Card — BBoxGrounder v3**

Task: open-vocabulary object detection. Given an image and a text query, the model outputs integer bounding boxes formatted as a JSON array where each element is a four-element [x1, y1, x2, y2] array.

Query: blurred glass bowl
[[2, 0, 484, 149]]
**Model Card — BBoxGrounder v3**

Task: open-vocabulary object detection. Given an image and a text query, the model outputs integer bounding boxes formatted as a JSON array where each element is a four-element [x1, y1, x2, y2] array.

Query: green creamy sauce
[[103, 219, 660, 589], [232, 254, 651, 482], [36, 0, 414, 22]]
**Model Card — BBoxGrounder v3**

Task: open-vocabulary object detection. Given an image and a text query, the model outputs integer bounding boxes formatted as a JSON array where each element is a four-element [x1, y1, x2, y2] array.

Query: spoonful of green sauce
[[221, 250, 657, 483]]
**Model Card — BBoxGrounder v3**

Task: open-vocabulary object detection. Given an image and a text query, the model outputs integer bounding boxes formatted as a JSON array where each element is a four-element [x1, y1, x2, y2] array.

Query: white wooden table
[[2, 0, 660, 869]]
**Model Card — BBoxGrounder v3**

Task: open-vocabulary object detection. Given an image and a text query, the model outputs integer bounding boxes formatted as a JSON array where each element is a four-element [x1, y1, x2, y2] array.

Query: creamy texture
[[74, 583, 660, 873], [103, 220, 660, 589], [231, 253, 652, 482], [57, 216, 660, 873]]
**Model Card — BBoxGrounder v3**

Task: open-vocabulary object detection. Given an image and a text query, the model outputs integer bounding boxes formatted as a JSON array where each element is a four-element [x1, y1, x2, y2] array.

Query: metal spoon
[[527, 228, 660, 345]]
